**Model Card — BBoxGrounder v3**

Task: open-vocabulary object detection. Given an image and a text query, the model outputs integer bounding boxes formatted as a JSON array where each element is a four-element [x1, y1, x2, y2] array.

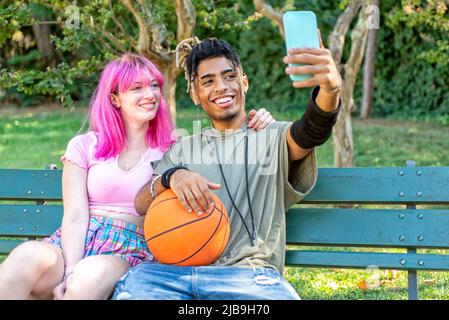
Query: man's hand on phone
[[283, 30, 342, 94]]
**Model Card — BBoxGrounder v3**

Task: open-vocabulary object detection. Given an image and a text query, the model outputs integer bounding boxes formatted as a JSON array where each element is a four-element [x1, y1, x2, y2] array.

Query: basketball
[[144, 189, 230, 266]]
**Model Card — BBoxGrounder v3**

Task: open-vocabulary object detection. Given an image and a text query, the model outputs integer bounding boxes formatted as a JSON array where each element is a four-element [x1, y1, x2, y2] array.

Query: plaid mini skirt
[[42, 215, 154, 267]]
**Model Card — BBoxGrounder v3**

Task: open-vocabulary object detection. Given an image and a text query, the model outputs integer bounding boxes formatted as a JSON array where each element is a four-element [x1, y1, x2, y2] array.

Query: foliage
[[358, 0, 449, 120], [0, 0, 264, 108], [195, 0, 260, 32], [0, 0, 448, 122], [0, 1, 32, 48], [1, 56, 104, 106], [387, 0, 449, 66]]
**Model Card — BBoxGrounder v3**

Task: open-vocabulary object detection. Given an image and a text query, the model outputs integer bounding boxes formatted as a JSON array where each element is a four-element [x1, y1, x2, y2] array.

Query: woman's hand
[[53, 266, 75, 300], [53, 280, 67, 300], [248, 108, 275, 130]]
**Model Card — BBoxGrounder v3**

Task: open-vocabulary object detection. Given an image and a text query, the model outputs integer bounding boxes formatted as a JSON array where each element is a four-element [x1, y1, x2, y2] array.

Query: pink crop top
[[61, 132, 164, 216]]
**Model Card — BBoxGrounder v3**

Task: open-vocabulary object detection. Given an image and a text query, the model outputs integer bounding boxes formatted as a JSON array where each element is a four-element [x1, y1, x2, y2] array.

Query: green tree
[[388, 0, 449, 66], [0, 0, 260, 122], [368, 0, 449, 122]]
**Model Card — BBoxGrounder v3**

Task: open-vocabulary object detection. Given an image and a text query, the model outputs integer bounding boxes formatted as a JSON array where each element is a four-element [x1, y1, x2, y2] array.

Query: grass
[[3, 107, 449, 169], [1, 106, 449, 299], [285, 266, 449, 300], [0, 107, 89, 168]]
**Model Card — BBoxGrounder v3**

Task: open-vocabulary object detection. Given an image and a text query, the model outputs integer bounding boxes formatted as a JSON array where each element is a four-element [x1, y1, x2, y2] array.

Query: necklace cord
[[244, 134, 256, 241], [210, 130, 256, 246]]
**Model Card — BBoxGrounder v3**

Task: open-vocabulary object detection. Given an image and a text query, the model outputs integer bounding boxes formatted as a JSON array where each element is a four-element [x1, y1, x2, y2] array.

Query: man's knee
[[111, 263, 186, 300], [198, 267, 300, 300], [252, 270, 300, 300], [111, 267, 137, 300]]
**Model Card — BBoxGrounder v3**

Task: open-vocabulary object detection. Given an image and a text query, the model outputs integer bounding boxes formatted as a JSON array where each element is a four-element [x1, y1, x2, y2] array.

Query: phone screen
[[283, 11, 319, 82]]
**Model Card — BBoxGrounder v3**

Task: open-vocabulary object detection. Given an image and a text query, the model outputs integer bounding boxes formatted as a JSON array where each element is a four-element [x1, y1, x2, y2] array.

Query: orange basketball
[[144, 189, 230, 266]]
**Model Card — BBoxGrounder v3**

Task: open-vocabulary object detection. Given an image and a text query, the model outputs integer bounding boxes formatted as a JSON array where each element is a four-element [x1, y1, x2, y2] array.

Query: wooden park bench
[[1, 161, 449, 300]]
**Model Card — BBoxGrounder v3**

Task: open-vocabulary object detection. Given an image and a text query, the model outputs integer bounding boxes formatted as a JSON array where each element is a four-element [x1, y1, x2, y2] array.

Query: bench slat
[[0, 205, 62, 237], [286, 208, 449, 248], [3, 167, 449, 203], [0, 169, 62, 201], [285, 250, 449, 271], [0, 239, 28, 254], [303, 167, 449, 204]]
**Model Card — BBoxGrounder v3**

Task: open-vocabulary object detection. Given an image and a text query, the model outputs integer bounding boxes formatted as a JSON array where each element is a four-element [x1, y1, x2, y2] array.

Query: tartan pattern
[[42, 215, 154, 267]]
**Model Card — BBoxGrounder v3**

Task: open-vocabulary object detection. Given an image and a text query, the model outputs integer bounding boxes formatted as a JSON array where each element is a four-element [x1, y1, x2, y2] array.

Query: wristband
[[290, 86, 340, 149], [161, 166, 189, 189]]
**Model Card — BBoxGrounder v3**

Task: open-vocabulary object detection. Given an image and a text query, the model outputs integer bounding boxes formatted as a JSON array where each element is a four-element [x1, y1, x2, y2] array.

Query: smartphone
[[283, 11, 319, 82]]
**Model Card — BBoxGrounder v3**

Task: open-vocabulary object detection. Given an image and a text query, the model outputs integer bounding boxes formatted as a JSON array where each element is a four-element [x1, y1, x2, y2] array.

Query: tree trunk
[[31, 23, 56, 68], [252, 0, 284, 37], [333, 84, 355, 167], [330, 0, 369, 167], [360, 0, 379, 119], [161, 58, 184, 126], [163, 70, 178, 126], [328, 0, 363, 67], [328, 0, 362, 168], [119, 0, 195, 127]]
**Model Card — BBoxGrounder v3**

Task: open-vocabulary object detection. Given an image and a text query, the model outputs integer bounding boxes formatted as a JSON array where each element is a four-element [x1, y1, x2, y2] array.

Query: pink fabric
[[61, 132, 164, 216], [42, 215, 154, 267]]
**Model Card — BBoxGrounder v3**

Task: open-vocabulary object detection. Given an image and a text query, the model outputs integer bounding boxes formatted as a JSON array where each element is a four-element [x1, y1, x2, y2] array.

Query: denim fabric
[[111, 263, 300, 300]]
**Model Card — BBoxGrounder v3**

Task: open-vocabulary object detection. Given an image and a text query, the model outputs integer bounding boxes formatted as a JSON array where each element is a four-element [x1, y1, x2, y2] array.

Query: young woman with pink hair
[[0, 53, 274, 300]]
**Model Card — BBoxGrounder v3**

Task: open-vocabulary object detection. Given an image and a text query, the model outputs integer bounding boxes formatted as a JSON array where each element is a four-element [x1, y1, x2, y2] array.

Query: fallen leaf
[[358, 280, 368, 291], [384, 269, 399, 280], [380, 279, 395, 287], [423, 279, 436, 285]]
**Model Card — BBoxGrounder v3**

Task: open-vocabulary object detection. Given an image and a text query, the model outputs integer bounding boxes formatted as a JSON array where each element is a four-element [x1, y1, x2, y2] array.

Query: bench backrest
[[285, 166, 449, 273], [1, 166, 449, 300], [2, 166, 449, 261], [0, 169, 63, 253]]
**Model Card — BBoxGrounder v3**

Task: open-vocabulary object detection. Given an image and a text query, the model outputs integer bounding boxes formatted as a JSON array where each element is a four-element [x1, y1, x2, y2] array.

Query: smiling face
[[191, 56, 248, 130], [111, 75, 161, 126]]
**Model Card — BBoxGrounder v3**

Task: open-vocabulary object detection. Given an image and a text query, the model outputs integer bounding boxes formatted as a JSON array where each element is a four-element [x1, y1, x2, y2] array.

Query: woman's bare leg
[[63, 255, 130, 300], [0, 241, 64, 299]]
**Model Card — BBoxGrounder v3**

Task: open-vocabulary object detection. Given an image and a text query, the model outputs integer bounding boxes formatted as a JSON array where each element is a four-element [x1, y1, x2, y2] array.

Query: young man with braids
[[112, 35, 342, 300]]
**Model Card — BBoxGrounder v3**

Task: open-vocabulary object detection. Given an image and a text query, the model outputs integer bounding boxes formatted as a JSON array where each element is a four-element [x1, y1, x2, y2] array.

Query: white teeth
[[214, 96, 233, 104], [139, 103, 154, 109]]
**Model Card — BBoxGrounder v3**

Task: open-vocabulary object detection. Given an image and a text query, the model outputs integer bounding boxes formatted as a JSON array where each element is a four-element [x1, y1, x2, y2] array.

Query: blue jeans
[[111, 263, 300, 300]]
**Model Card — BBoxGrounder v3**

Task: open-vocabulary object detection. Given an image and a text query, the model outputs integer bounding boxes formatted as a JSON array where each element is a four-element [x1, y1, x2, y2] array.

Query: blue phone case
[[283, 11, 319, 82]]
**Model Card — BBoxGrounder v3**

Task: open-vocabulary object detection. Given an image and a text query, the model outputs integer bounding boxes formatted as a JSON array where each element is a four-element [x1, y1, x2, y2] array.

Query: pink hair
[[88, 53, 175, 159]]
